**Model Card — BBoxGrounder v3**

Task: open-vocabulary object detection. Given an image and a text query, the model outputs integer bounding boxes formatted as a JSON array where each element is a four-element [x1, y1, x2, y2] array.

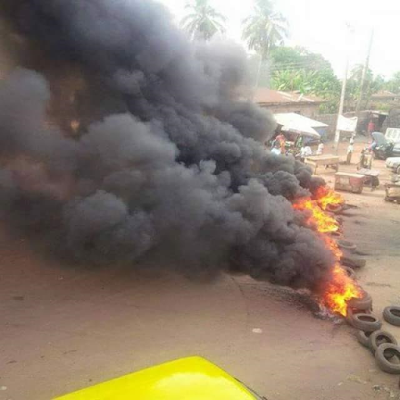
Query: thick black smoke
[[0, 0, 333, 290]]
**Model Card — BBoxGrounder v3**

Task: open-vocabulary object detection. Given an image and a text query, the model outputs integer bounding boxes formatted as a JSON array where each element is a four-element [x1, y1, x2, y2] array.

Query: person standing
[[346, 138, 354, 165], [271, 142, 282, 155], [300, 145, 312, 162], [275, 132, 286, 154], [367, 119, 375, 138]]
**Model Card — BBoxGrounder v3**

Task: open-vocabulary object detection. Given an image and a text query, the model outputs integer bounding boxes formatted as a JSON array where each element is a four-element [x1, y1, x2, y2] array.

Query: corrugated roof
[[254, 89, 325, 104]]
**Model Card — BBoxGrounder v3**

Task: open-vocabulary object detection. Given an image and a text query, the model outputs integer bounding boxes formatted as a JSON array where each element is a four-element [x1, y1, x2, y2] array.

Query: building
[[382, 108, 400, 132], [371, 90, 400, 103], [253, 89, 325, 118]]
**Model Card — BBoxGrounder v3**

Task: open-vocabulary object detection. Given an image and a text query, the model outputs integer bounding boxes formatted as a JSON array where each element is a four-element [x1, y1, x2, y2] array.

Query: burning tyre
[[375, 344, 400, 374], [343, 266, 357, 280], [326, 203, 343, 214], [347, 292, 372, 311], [383, 306, 400, 327], [368, 330, 398, 354]]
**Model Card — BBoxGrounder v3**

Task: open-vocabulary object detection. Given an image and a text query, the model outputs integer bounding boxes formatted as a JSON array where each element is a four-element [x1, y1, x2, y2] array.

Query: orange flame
[[293, 192, 361, 316], [321, 236, 361, 316], [322, 265, 362, 316], [314, 187, 344, 211], [293, 199, 339, 233]]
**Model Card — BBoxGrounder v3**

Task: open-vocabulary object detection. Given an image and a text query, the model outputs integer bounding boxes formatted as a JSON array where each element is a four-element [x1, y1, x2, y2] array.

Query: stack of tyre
[[349, 294, 400, 378], [337, 239, 367, 273]]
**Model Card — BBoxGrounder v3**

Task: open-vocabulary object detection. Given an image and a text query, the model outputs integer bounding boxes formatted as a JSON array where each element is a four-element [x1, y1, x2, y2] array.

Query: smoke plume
[[0, 0, 333, 290]]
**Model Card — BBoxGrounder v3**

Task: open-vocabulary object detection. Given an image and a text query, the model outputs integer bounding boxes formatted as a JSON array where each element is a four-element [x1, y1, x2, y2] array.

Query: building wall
[[315, 114, 337, 138], [382, 108, 400, 132], [317, 111, 375, 140]]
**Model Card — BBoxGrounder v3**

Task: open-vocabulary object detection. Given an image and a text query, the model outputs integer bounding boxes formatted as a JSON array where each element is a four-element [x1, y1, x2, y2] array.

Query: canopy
[[274, 113, 323, 139]]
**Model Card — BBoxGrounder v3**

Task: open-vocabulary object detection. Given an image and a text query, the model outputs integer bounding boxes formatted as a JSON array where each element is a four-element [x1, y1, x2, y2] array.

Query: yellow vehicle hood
[[54, 356, 257, 400]]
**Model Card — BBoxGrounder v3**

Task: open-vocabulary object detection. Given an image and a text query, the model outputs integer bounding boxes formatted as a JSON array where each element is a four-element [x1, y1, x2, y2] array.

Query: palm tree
[[242, 0, 288, 61], [181, 0, 226, 41]]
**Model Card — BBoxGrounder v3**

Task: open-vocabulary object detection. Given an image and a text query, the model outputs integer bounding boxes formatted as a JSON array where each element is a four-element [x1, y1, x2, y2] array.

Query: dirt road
[[1, 138, 400, 400]]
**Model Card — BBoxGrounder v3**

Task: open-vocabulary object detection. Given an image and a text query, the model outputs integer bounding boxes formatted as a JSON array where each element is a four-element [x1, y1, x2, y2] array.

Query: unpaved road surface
[[1, 138, 400, 400]]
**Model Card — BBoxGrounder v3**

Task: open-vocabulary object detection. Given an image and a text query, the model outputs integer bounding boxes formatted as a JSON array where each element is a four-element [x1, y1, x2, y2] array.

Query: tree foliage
[[270, 46, 330, 71], [269, 47, 399, 113], [269, 47, 341, 113], [242, 0, 288, 60], [385, 71, 400, 94], [181, 0, 226, 41], [345, 64, 387, 110]]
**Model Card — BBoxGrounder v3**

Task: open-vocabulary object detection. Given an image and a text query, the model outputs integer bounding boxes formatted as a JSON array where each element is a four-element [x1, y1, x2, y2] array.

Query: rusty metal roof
[[253, 89, 325, 104]]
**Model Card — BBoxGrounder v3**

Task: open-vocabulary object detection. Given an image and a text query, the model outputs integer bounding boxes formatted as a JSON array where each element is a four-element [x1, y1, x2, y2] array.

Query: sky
[[157, 0, 400, 79]]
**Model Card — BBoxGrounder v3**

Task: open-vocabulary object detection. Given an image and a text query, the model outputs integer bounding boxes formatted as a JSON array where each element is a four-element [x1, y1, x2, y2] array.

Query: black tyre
[[327, 204, 343, 214], [368, 330, 398, 354], [375, 344, 400, 374], [396, 165, 400, 175], [383, 306, 400, 327], [338, 240, 357, 252], [347, 292, 372, 311], [343, 266, 357, 280], [329, 231, 343, 239], [341, 255, 367, 269], [349, 312, 381, 332], [356, 330, 373, 348], [347, 307, 372, 324]]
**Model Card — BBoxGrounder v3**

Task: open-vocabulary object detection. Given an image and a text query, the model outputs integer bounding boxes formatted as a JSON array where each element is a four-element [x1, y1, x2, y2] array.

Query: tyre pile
[[333, 234, 400, 383], [327, 204, 400, 383], [348, 293, 400, 380]]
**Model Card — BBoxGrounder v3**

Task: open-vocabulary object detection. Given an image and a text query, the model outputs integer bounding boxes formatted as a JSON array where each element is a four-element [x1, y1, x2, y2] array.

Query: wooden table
[[385, 183, 400, 202], [304, 154, 340, 174], [357, 168, 380, 190], [334, 172, 364, 193]]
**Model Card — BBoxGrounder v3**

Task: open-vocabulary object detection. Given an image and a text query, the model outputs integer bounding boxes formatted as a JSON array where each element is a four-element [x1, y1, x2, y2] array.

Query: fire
[[322, 264, 362, 316], [293, 189, 361, 316], [293, 199, 339, 233], [322, 235, 343, 260], [314, 186, 344, 211], [321, 236, 361, 316]]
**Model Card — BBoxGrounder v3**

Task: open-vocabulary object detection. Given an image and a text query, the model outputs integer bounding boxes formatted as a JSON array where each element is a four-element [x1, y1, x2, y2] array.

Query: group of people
[[269, 131, 324, 161]]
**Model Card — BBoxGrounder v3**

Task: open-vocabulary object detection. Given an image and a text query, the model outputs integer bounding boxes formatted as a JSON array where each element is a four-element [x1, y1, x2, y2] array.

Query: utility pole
[[334, 23, 353, 153], [334, 52, 350, 153], [253, 56, 271, 101], [253, 54, 263, 99], [355, 29, 374, 117]]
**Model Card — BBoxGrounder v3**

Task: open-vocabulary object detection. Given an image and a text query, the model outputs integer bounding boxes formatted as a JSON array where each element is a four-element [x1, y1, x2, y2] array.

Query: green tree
[[385, 71, 400, 94], [270, 46, 331, 72], [269, 47, 341, 113], [181, 0, 226, 41], [242, 0, 288, 60], [346, 64, 387, 110]]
